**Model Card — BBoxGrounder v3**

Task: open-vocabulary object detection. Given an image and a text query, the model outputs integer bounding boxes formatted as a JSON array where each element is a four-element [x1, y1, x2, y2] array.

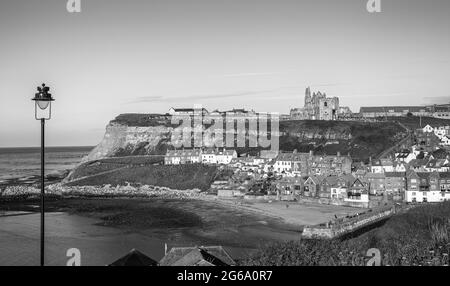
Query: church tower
[[304, 86, 311, 108]]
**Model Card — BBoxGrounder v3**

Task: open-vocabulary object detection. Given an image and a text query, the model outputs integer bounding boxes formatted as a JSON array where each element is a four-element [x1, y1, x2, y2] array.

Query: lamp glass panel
[[37, 100, 50, 110]]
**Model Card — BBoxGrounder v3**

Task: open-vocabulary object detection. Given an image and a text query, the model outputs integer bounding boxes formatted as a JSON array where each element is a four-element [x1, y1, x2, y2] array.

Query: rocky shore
[[0, 183, 208, 201]]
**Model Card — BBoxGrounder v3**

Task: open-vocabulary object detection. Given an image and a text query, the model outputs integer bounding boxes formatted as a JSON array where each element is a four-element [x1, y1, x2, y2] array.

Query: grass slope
[[67, 164, 218, 191]]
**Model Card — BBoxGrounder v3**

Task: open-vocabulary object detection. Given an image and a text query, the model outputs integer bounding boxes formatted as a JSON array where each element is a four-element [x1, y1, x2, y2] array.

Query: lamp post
[[32, 83, 54, 266]]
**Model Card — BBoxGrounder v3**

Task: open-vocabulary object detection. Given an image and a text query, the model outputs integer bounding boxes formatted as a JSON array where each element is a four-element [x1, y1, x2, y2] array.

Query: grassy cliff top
[[387, 116, 450, 130], [110, 113, 177, 127]]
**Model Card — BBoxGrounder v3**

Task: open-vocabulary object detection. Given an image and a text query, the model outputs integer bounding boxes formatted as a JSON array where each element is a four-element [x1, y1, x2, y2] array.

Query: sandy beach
[[213, 199, 363, 226]]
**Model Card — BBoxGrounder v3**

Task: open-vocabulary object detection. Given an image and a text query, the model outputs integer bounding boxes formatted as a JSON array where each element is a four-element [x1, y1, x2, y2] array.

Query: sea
[[0, 146, 94, 184]]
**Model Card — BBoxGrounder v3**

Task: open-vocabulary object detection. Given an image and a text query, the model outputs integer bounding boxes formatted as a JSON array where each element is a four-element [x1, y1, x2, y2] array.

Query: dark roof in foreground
[[109, 249, 158, 266], [159, 246, 236, 266]]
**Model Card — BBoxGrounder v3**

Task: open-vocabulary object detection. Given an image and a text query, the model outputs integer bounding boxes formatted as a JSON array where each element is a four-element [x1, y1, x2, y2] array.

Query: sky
[[0, 0, 449, 147]]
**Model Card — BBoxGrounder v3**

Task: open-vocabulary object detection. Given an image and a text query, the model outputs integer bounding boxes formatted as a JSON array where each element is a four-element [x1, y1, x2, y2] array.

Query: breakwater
[[302, 206, 396, 239]]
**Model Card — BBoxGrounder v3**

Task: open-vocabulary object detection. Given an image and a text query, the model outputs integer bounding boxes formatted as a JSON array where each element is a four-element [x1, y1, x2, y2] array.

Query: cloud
[[214, 72, 283, 78], [127, 88, 282, 104], [126, 83, 352, 105], [338, 92, 411, 99]]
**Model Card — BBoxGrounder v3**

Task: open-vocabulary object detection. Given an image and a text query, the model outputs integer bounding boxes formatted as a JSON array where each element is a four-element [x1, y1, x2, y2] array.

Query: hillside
[[242, 201, 450, 266], [279, 120, 405, 161], [83, 114, 407, 163], [66, 163, 218, 191]]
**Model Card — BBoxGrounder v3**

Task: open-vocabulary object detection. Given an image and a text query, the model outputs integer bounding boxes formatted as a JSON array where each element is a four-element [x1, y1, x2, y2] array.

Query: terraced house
[[303, 175, 325, 198], [201, 149, 237, 165], [364, 173, 386, 194], [346, 178, 369, 207], [275, 176, 303, 201], [405, 171, 450, 203], [165, 148, 237, 165], [272, 151, 312, 176], [330, 174, 356, 200], [164, 149, 202, 165], [273, 150, 351, 177], [309, 152, 352, 176], [384, 172, 407, 194], [439, 172, 450, 198]]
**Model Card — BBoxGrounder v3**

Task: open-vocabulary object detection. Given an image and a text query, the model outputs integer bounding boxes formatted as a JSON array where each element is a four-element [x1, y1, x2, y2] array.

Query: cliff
[[83, 114, 406, 163], [84, 123, 173, 162]]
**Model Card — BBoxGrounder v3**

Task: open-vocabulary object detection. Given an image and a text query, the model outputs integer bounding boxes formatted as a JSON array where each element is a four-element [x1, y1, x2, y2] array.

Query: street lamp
[[32, 83, 54, 266]]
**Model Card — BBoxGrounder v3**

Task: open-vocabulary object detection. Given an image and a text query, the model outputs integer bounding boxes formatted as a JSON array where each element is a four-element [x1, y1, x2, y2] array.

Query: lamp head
[[32, 83, 54, 110], [32, 83, 55, 120]]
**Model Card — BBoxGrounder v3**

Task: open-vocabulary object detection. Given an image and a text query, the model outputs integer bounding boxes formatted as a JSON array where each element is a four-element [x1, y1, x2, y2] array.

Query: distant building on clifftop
[[359, 104, 450, 119], [290, 87, 351, 120]]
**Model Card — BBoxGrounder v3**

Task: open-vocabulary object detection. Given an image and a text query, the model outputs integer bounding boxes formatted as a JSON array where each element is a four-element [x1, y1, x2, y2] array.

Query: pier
[[301, 205, 397, 239]]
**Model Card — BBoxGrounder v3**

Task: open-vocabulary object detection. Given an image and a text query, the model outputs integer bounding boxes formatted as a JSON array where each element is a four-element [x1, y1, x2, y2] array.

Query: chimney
[[293, 149, 297, 154], [337, 151, 341, 157], [309, 150, 314, 156], [164, 243, 168, 256]]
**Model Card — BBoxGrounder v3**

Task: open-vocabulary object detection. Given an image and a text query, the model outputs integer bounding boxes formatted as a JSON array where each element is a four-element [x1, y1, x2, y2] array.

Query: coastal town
[[3, 0, 450, 269], [159, 88, 450, 210], [163, 124, 450, 208]]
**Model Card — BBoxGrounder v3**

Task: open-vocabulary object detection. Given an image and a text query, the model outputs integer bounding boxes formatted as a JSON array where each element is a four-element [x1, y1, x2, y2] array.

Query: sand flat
[[214, 199, 363, 226]]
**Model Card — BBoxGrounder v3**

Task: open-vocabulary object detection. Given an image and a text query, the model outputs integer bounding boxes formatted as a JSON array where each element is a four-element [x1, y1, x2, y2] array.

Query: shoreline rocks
[[1, 183, 207, 201]]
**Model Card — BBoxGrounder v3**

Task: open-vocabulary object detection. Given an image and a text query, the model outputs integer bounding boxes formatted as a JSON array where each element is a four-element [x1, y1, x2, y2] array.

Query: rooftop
[[159, 246, 235, 266]]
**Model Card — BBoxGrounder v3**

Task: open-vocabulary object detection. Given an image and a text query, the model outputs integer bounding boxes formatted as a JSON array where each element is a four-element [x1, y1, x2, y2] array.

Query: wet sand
[[230, 200, 363, 225]]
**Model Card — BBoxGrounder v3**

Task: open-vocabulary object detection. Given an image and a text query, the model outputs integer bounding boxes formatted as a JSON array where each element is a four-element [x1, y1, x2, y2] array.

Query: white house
[[404, 190, 449, 203], [434, 126, 450, 138], [273, 160, 292, 173], [201, 149, 237, 165], [201, 149, 217, 164], [370, 162, 384, 174], [371, 159, 396, 173], [330, 186, 347, 200], [344, 193, 369, 203], [440, 135, 450, 146], [395, 151, 416, 163], [165, 149, 202, 165], [393, 162, 407, 172], [216, 149, 238, 164], [423, 124, 434, 133]]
